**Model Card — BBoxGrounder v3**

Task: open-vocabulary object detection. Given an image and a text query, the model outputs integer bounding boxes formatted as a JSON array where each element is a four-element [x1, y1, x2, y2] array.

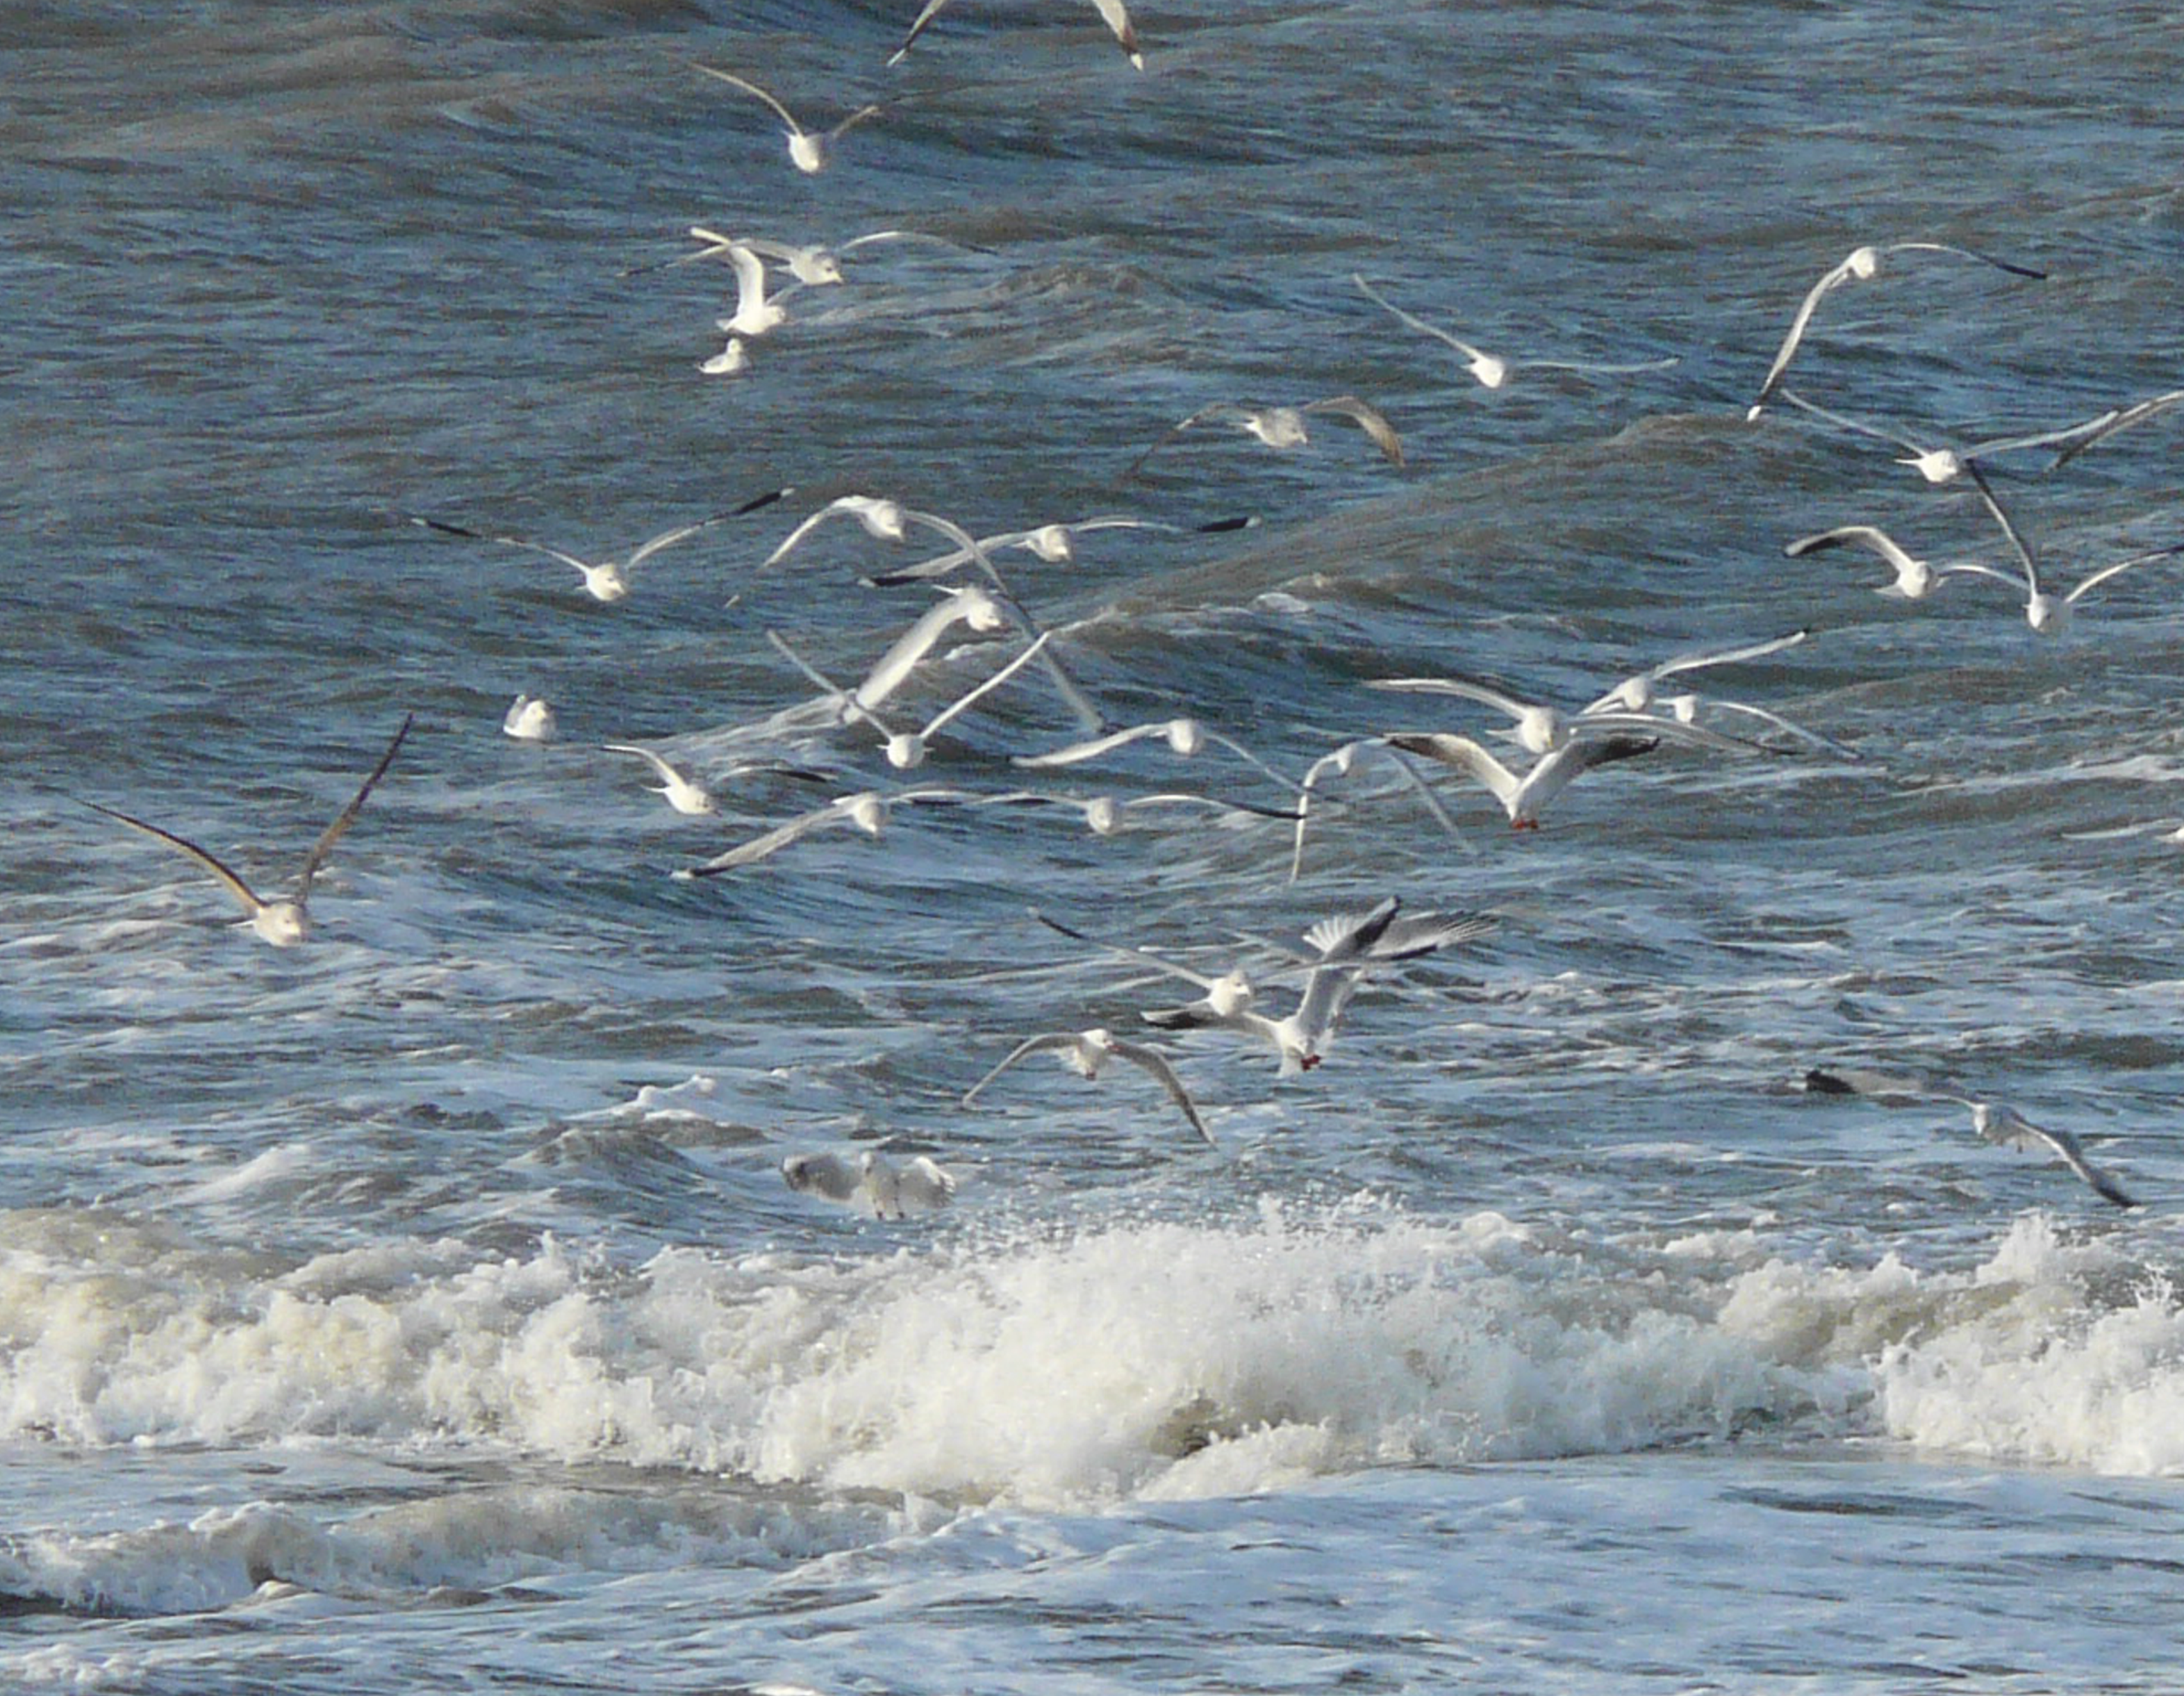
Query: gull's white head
[[793, 249, 845, 286], [1468, 352, 1509, 390], [1082, 798, 1121, 836], [847, 496, 907, 541], [846, 793, 888, 835], [1070, 1028, 1116, 1076], [959, 585, 1009, 633], [788, 135, 825, 174], [885, 733, 926, 771], [1205, 970, 1254, 1018], [1846, 246, 1880, 280]]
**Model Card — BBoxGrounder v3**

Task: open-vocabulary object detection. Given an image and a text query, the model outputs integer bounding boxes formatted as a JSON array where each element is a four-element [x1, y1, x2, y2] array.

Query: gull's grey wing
[[84, 800, 270, 918], [963, 1032, 1076, 1104], [293, 714, 413, 900], [1105, 1037, 1214, 1144]]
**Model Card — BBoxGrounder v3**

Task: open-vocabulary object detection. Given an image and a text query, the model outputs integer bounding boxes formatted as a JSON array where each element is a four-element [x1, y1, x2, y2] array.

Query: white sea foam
[[3, 1200, 2176, 1608]]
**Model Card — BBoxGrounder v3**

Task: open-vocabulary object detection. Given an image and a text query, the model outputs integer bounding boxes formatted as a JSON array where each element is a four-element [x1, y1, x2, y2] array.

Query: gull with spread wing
[[85, 716, 413, 948], [1805, 1067, 2139, 1209], [964, 1027, 1211, 1144], [1355, 274, 1677, 390], [693, 66, 882, 175]]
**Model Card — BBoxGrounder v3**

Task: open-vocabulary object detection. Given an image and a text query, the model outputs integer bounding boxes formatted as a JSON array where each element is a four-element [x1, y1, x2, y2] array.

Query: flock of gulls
[[82, 3, 2181, 1224]]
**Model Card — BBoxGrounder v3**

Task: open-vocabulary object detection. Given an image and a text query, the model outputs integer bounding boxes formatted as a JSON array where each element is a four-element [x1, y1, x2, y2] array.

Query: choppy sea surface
[[7, 2, 2184, 1690]]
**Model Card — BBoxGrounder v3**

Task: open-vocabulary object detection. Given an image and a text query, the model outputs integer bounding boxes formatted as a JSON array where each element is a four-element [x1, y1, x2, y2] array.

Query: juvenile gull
[[1805, 1067, 2138, 1208], [963, 1026, 1211, 1144], [693, 66, 882, 175], [1746, 240, 2044, 419], [888, 0, 1145, 69], [1354, 274, 1677, 390], [1126, 397, 1405, 479], [85, 715, 413, 948]]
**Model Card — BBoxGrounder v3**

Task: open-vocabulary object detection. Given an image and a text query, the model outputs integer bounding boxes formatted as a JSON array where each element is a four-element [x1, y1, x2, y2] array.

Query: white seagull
[[1775, 388, 2124, 486], [1805, 1068, 2138, 1209], [964, 1026, 1212, 1144], [601, 743, 715, 815], [1354, 274, 1678, 391], [1783, 524, 2019, 602], [781, 1150, 957, 1217], [409, 488, 787, 604], [1579, 629, 1812, 715], [85, 715, 413, 948], [693, 66, 882, 175], [502, 695, 556, 741], [1967, 463, 2184, 636], [713, 240, 790, 339], [680, 224, 968, 287], [864, 513, 1216, 586], [888, 0, 1145, 69], [766, 627, 1054, 770], [676, 787, 971, 875], [1126, 396, 1405, 479], [1746, 240, 2045, 419], [1012, 716, 1304, 796], [975, 789, 1300, 839], [1382, 731, 1660, 830], [1366, 675, 1749, 758]]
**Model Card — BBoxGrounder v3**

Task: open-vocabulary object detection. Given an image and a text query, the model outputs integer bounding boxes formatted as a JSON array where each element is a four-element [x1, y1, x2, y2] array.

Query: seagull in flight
[[1805, 1068, 2139, 1208], [693, 66, 882, 175], [1126, 396, 1405, 479], [1746, 240, 2045, 419], [675, 787, 971, 875], [765, 627, 1054, 770], [1381, 731, 1660, 830], [864, 513, 1227, 586], [1012, 716, 1304, 797], [974, 789, 1301, 839], [964, 1026, 1212, 1144], [1289, 736, 1473, 883], [85, 715, 413, 947], [408, 488, 787, 604], [888, 0, 1145, 69], [1966, 463, 2184, 636], [674, 224, 970, 287], [1354, 274, 1677, 390], [600, 743, 715, 815], [1783, 524, 2019, 602], [1776, 388, 2129, 486]]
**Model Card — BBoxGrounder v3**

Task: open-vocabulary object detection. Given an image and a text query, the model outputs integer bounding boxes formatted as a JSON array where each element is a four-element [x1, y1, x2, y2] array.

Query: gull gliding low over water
[[1783, 524, 2019, 602], [963, 1026, 1211, 1145], [1012, 716, 1305, 797], [1746, 240, 2046, 420], [765, 627, 1055, 770], [1964, 463, 2184, 636], [84, 715, 414, 948], [1382, 731, 1660, 830], [1804, 1067, 2139, 1209], [1776, 388, 2136, 486], [693, 66, 882, 175], [408, 487, 787, 604], [600, 743, 715, 816], [675, 787, 973, 876], [1125, 396, 1405, 479], [1353, 274, 1678, 390]]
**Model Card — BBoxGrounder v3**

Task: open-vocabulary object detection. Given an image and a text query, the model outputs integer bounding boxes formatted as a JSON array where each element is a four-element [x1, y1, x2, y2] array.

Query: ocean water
[[7, 1, 2184, 1690]]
